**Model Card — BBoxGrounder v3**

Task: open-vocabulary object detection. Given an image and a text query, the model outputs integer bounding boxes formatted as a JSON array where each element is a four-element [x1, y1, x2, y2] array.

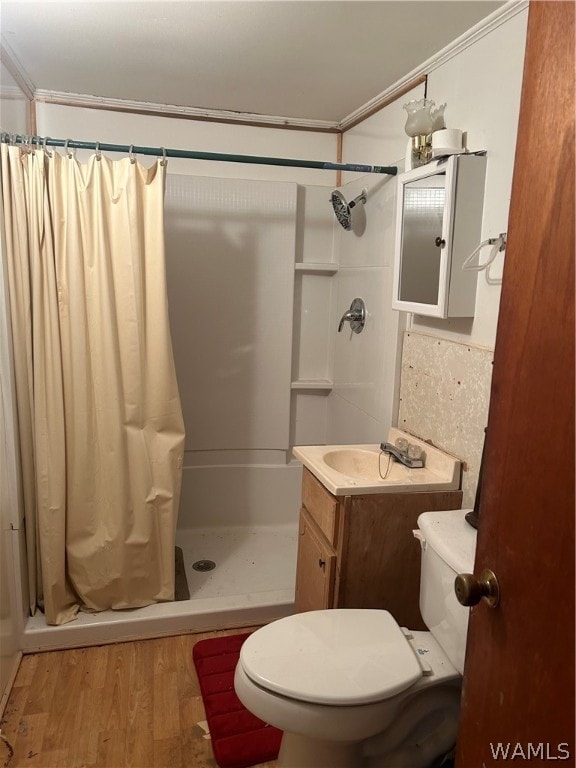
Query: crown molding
[[5, 0, 528, 135], [0, 38, 35, 100], [32, 90, 341, 133], [338, 0, 529, 132]]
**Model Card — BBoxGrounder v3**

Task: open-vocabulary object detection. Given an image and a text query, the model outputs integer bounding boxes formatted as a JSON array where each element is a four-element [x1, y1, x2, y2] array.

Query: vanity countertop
[[293, 428, 461, 496]]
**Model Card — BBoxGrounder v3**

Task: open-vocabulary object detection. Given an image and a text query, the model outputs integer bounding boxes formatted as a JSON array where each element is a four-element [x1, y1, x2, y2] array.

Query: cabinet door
[[294, 508, 336, 613], [392, 154, 486, 318], [301, 468, 339, 545]]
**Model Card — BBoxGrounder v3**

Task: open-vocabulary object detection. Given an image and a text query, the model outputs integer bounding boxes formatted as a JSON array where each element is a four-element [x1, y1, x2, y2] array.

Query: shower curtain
[[1, 143, 185, 625]]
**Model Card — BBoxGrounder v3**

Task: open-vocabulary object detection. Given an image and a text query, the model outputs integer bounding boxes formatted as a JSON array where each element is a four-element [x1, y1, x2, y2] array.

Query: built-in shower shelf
[[291, 379, 333, 392], [294, 263, 339, 275]]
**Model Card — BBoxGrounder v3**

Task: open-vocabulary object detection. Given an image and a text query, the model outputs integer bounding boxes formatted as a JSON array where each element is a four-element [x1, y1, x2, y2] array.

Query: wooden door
[[456, 2, 575, 765]]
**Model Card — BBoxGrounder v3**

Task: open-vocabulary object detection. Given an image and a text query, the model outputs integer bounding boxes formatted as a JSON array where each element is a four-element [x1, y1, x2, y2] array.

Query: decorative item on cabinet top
[[392, 153, 487, 319], [403, 98, 447, 169]]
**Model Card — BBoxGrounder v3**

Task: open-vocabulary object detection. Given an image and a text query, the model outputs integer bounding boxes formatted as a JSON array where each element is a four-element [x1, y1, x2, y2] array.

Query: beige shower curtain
[[1, 143, 185, 625]]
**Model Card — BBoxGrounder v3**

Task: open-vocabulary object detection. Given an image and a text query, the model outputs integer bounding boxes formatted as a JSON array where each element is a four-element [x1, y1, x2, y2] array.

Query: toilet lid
[[239, 609, 422, 705]]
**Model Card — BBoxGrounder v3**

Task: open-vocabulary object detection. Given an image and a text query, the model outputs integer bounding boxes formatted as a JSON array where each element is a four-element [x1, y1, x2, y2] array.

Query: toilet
[[234, 509, 476, 768]]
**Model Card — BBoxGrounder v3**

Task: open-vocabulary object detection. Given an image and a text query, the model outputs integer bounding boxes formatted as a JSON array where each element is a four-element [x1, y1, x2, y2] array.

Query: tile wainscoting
[[398, 331, 494, 508]]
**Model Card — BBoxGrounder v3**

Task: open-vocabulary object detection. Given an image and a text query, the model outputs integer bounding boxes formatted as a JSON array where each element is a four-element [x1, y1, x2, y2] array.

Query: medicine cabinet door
[[392, 159, 456, 318], [392, 154, 486, 319]]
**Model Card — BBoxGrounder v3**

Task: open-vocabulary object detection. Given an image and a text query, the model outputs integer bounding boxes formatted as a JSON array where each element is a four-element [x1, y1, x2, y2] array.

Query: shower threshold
[[22, 524, 297, 653]]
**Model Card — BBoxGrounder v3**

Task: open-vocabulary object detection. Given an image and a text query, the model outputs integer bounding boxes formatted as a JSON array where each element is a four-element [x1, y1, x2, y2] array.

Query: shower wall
[[164, 173, 301, 527], [327, 172, 406, 445]]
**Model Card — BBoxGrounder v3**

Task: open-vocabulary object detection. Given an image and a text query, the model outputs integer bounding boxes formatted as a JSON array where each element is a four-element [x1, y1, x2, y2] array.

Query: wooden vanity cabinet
[[294, 468, 463, 629]]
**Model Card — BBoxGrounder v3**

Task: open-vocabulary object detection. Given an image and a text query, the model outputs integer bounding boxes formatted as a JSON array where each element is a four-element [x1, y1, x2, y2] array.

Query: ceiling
[[1, 1, 503, 127]]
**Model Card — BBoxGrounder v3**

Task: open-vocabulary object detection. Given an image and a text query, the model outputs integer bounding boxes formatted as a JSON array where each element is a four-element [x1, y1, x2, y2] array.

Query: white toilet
[[234, 509, 476, 768]]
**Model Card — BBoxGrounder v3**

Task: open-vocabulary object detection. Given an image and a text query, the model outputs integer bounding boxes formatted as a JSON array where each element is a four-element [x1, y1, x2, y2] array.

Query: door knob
[[454, 569, 500, 608]]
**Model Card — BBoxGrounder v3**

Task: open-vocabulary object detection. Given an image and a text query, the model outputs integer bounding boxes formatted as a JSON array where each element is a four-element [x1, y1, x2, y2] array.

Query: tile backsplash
[[398, 331, 494, 508]]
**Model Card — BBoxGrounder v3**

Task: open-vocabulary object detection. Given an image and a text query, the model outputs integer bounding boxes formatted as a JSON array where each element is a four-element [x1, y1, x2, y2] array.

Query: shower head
[[330, 189, 367, 231]]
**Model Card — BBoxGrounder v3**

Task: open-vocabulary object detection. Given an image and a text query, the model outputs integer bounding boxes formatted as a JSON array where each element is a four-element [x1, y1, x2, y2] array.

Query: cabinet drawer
[[301, 468, 339, 545]]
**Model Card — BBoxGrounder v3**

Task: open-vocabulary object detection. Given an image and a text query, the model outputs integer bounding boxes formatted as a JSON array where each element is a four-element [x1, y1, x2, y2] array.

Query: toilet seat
[[239, 609, 423, 706]]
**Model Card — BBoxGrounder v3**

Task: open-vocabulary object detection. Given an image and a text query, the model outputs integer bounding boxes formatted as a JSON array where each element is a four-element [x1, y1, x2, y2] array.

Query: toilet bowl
[[234, 509, 476, 768]]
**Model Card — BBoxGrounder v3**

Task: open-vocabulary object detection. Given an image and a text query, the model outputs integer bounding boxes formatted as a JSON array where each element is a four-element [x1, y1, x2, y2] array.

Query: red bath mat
[[193, 632, 282, 768]]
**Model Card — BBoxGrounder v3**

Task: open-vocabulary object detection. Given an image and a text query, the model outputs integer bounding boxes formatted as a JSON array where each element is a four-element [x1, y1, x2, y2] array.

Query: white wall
[[165, 174, 297, 452], [412, 7, 528, 348], [324, 82, 424, 444], [164, 173, 303, 528], [335, 6, 528, 499], [36, 103, 338, 185], [327, 171, 406, 444], [340, 8, 527, 352]]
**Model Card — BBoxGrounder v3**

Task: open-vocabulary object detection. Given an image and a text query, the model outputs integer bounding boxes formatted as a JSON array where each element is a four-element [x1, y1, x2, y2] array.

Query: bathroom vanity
[[293, 431, 463, 629]]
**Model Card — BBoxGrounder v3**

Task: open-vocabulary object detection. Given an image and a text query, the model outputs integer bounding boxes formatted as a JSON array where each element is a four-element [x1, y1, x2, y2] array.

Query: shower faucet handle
[[338, 298, 366, 333]]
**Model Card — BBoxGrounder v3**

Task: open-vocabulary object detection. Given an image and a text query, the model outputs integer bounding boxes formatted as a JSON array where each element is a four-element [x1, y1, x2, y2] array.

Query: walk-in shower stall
[[2, 135, 401, 652]]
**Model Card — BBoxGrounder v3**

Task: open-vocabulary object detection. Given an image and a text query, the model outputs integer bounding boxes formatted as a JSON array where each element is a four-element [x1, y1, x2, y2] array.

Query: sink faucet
[[380, 442, 425, 469]]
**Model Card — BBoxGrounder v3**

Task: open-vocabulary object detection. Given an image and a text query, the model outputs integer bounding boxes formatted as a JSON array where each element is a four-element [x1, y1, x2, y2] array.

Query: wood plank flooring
[[0, 629, 277, 768]]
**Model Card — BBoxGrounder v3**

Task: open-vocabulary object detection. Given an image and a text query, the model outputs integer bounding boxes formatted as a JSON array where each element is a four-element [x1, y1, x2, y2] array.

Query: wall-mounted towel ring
[[462, 232, 507, 272]]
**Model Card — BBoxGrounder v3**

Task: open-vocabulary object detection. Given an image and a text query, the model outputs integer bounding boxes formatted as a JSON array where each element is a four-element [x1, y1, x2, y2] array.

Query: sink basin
[[292, 428, 461, 496], [323, 449, 411, 483]]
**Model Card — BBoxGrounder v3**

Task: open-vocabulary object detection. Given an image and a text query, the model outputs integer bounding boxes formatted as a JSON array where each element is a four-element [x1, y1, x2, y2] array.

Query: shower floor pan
[[22, 525, 297, 652]]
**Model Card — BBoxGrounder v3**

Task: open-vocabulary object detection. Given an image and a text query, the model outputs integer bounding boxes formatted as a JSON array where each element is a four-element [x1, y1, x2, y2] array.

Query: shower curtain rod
[[0, 133, 398, 176]]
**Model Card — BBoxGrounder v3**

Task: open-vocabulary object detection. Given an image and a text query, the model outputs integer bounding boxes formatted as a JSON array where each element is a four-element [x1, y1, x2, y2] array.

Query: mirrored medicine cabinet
[[392, 154, 487, 318]]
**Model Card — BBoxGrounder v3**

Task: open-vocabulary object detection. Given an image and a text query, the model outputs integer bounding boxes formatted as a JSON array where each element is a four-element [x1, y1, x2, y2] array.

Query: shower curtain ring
[[64, 139, 75, 159], [95, 142, 102, 161], [42, 136, 53, 157], [129, 144, 136, 164], [160, 147, 167, 167]]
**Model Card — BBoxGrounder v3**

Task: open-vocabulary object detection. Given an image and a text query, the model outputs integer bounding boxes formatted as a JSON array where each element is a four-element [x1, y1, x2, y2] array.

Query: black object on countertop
[[465, 428, 487, 530]]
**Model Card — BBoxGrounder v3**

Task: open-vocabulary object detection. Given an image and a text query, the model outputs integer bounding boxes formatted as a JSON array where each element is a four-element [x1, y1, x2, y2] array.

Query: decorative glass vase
[[403, 99, 435, 137], [403, 99, 439, 168]]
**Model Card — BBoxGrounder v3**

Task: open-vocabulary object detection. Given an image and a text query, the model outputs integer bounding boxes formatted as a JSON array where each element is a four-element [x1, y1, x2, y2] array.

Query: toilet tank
[[416, 509, 477, 674]]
